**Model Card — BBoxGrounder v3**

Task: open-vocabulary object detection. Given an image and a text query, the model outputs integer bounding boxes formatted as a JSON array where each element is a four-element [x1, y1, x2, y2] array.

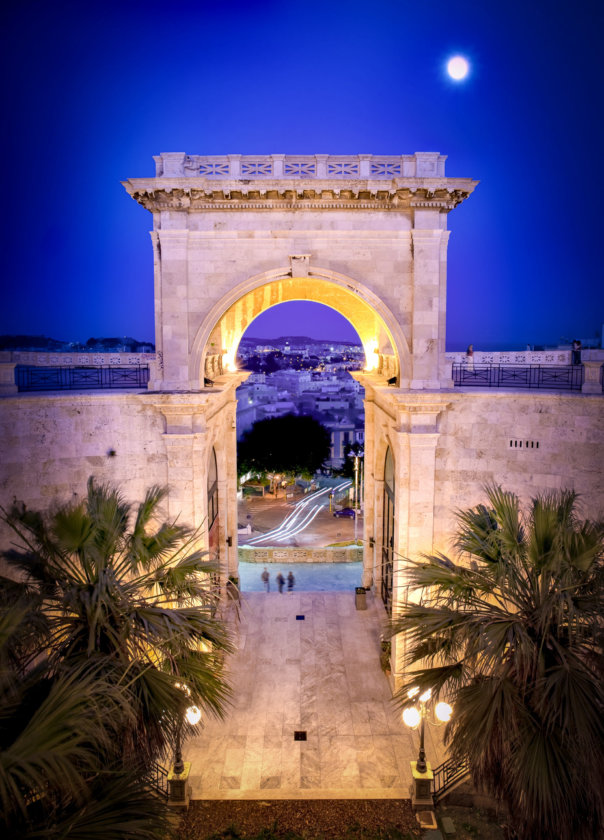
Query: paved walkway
[[187, 590, 445, 800]]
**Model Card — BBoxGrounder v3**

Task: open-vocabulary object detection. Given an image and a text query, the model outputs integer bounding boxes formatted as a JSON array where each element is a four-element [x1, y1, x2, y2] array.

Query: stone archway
[[123, 151, 477, 599], [191, 264, 408, 391]]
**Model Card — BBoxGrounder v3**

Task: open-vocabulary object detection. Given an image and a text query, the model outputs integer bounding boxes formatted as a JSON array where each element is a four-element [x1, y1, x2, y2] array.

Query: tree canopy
[[0, 478, 232, 838], [238, 413, 330, 479], [390, 487, 604, 840]]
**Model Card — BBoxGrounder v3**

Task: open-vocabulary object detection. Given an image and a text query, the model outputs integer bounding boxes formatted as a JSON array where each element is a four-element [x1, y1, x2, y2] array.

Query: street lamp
[[169, 683, 202, 807], [347, 447, 364, 542], [173, 702, 202, 775], [402, 686, 453, 808]]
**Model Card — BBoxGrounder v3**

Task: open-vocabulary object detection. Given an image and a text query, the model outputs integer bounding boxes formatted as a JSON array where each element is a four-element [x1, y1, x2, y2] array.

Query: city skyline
[[1, 0, 602, 350]]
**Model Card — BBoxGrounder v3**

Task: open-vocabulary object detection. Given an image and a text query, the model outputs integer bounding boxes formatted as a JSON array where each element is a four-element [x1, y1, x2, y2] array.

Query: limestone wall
[[0, 384, 243, 582], [0, 392, 166, 511], [432, 391, 604, 553]]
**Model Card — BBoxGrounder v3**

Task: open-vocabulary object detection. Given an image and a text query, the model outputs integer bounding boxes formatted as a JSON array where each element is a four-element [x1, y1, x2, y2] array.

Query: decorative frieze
[[154, 152, 448, 180], [123, 184, 474, 214]]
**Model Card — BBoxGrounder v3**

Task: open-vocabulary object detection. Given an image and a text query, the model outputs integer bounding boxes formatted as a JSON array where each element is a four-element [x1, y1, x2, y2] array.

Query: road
[[239, 480, 357, 547]]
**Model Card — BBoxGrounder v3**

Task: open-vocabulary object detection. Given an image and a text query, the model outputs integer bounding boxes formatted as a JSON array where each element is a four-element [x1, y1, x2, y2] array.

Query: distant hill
[[241, 335, 361, 347], [0, 335, 68, 351], [0, 335, 155, 352]]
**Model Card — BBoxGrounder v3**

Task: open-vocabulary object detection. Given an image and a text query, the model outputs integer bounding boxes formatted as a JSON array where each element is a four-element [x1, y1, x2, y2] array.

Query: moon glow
[[447, 56, 469, 80]]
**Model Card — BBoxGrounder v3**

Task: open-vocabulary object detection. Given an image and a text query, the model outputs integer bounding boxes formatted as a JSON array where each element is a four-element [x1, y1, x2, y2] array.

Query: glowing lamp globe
[[185, 705, 202, 725], [403, 706, 421, 728], [435, 702, 453, 723], [419, 688, 432, 703], [447, 56, 469, 80]]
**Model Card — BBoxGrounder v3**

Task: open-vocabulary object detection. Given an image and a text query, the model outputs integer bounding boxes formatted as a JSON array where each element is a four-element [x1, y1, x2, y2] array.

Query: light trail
[[243, 480, 352, 545]]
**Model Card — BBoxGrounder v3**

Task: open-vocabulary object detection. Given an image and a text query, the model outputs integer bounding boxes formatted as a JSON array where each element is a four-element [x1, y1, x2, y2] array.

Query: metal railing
[[432, 756, 471, 801], [16, 365, 150, 392], [452, 363, 585, 391], [146, 760, 169, 798]]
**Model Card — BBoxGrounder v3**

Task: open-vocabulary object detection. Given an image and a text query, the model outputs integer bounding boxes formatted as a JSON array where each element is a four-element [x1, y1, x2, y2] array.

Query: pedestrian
[[572, 338, 582, 365], [261, 567, 270, 592], [276, 572, 285, 593], [287, 571, 295, 592], [466, 343, 474, 368]]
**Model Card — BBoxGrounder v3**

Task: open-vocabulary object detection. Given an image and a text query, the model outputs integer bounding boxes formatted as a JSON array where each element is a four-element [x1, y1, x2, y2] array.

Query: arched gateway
[[123, 152, 478, 632]]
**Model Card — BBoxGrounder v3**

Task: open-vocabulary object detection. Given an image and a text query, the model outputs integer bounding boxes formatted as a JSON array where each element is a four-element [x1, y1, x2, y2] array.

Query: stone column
[[390, 397, 450, 689], [362, 396, 376, 588], [156, 229, 190, 390], [0, 355, 17, 394], [410, 214, 448, 390], [581, 359, 603, 394], [224, 401, 239, 578]]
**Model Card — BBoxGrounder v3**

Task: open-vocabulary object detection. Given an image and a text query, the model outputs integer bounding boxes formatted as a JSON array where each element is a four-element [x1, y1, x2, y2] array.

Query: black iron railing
[[16, 365, 150, 392], [146, 760, 169, 798], [432, 756, 471, 801], [452, 363, 585, 391]]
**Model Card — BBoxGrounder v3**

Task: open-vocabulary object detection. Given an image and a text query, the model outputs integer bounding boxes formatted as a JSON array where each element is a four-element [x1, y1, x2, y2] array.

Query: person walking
[[261, 567, 270, 592], [287, 571, 295, 592], [276, 572, 285, 593]]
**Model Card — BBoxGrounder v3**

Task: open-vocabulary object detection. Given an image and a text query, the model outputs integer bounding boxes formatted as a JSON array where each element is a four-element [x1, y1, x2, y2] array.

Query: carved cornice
[[122, 180, 477, 214]]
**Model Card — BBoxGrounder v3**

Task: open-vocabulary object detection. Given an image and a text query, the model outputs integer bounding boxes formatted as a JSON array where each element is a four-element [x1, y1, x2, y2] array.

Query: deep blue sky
[[1, 0, 602, 350]]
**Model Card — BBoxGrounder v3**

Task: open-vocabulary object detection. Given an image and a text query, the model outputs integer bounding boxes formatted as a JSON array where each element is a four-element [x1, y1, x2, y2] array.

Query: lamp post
[[173, 703, 202, 775], [168, 683, 202, 808], [402, 687, 452, 809], [348, 447, 364, 542]]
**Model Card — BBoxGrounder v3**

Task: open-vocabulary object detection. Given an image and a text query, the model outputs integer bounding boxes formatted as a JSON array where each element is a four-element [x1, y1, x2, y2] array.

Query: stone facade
[[122, 152, 477, 392], [1, 151, 602, 667]]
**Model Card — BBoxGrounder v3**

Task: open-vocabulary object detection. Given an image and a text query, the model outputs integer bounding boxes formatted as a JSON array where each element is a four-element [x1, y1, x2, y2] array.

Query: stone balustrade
[[0, 350, 156, 366], [154, 152, 448, 180], [238, 546, 363, 564], [0, 351, 157, 394], [445, 350, 574, 366]]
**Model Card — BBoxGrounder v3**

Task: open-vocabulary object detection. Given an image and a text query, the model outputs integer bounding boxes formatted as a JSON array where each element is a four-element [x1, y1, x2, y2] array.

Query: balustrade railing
[[155, 152, 447, 179], [146, 760, 169, 798], [432, 756, 471, 801], [452, 363, 585, 391], [16, 365, 150, 392]]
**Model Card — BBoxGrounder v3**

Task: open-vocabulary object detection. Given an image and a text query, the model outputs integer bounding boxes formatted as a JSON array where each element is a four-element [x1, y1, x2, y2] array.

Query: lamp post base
[[410, 760, 434, 810], [168, 761, 191, 808]]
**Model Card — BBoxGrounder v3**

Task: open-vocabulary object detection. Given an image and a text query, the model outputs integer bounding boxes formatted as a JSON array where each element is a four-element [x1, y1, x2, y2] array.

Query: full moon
[[447, 55, 469, 80]]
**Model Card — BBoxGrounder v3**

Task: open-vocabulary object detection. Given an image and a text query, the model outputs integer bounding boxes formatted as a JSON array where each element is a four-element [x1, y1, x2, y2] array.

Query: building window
[[381, 447, 395, 614]]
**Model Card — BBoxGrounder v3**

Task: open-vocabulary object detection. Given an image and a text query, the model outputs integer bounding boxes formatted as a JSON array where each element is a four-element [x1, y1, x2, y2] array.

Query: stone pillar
[[410, 217, 448, 390], [223, 400, 239, 578], [148, 231, 164, 390], [582, 360, 603, 394], [362, 396, 376, 588], [0, 356, 17, 394], [391, 397, 450, 689], [156, 229, 190, 390]]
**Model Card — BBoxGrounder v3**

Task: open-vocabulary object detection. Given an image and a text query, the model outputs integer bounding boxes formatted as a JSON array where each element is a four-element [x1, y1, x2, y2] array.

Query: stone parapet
[[238, 546, 363, 563], [153, 152, 448, 180], [4, 351, 156, 367], [445, 350, 573, 365]]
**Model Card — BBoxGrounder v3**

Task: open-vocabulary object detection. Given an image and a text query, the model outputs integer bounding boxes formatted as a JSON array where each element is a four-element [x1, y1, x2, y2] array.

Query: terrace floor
[[186, 590, 445, 800]]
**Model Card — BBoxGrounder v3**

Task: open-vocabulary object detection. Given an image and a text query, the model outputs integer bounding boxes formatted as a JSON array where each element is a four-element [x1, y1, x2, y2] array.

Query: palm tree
[[390, 487, 604, 840], [0, 597, 174, 839], [0, 477, 233, 833]]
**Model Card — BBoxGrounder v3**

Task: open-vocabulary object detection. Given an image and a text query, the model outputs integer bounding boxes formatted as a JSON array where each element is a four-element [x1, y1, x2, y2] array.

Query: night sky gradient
[[1, 0, 602, 349]]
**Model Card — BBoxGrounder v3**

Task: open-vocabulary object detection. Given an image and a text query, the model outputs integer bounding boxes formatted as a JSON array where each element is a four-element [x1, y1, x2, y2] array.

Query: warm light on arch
[[204, 275, 397, 377]]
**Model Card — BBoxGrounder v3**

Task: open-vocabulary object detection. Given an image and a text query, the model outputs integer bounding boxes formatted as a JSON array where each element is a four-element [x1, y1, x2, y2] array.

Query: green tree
[[390, 487, 604, 840], [238, 414, 330, 481], [0, 478, 233, 836], [0, 594, 174, 838]]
